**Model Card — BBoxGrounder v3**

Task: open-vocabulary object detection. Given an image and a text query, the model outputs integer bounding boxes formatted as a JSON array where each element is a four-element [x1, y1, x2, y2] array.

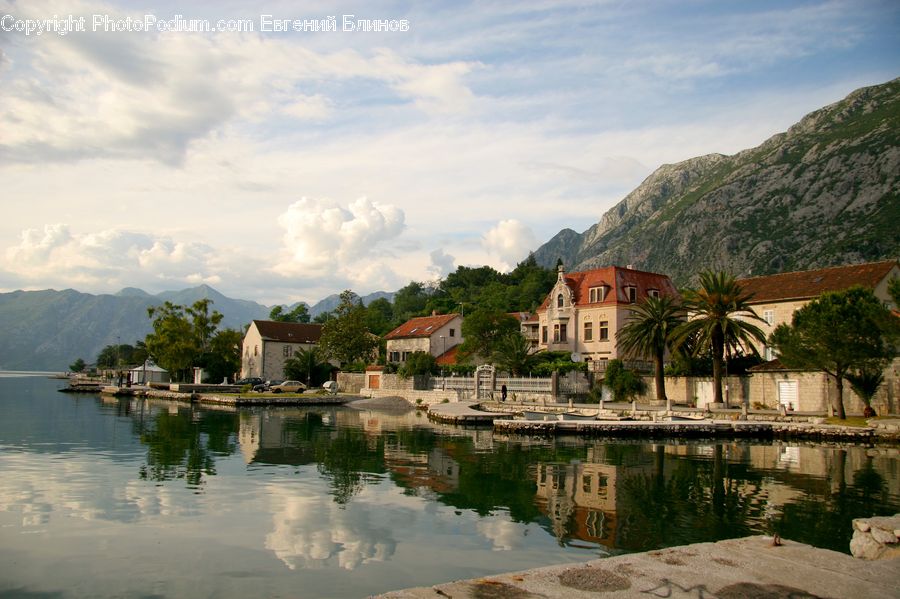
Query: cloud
[[482, 220, 538, 271], [265, 486, 397, 571], [274, 196, 405, 276], [427, 248, 456, 278], [1, 223, 234, 291]]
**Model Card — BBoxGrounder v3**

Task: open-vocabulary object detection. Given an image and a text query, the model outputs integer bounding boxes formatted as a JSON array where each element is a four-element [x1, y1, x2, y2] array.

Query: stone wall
[[337, 372, 365, 394]]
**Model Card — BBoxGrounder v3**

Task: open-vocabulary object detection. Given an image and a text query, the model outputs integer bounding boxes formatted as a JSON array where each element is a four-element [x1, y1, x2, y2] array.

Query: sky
[[1, 0, 898, 306]]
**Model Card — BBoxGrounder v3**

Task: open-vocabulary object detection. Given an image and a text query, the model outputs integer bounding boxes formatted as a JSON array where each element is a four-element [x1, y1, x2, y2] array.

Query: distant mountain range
[[0, 285, 392, 371], [533, 77, 900, 284]]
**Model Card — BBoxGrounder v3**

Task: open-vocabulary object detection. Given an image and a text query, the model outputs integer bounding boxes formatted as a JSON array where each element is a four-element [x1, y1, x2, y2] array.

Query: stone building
[[240, 320, 323, 381], [384, 313, 463, 364]]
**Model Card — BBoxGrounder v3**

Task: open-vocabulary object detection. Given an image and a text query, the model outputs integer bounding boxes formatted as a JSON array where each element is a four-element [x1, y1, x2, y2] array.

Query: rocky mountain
[[308, 290, 395, 317], [533, 78, 900, 283], [0, 286, 270, 371]]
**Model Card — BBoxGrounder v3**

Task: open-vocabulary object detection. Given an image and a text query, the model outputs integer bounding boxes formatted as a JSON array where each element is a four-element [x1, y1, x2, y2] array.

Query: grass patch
[[825, 416, 871, 427]]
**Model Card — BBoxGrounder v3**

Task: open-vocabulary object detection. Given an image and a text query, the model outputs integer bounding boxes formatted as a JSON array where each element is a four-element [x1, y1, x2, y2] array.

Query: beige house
[[737, 260, 900, 414], [240, 320, 323, 381], [738, 260, 899, 360], [384, 313, 463, 363], [535, 265, 679, 371]]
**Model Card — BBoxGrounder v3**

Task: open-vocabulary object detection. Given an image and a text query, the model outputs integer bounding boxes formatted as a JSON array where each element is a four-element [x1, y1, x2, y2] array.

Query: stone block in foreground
[[851, 514, 900, 560], [373, 536, 900, 599]]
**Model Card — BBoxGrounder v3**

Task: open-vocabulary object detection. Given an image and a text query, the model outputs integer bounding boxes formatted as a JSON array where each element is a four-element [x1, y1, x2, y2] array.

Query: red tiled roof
[[384, 313, 460, 340], [737, 260, 898, 304], [252, 320, 323, 343], [537, 265, 679, 312], [508, 312, 532, 322], [435, 345, 459, 365]]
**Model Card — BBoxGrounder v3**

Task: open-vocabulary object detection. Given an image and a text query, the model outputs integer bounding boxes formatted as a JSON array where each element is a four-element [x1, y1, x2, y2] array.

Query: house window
[[542, 326, 548, 343], [589, 286, 608, 303], [389, 351, 400, 362], [583, 321, 593, 342], [557, 293, 564, 308], [282, 345, 292, 358], [648, 289, 659, 298], [599, 321, 609, 341], [449, 328, 455, 337], [254, 345, 258, 356], [764, 310, 775, 326], [626, 286, 637, 303], [764, 346, 775, 361], [553, 324, 567, 342]]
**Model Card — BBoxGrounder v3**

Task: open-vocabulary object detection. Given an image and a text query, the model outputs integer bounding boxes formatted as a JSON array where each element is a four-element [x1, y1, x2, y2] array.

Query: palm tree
[[672, 271, 766, 407], [492, 332, 534, 376], [617, 295, 685, 403]]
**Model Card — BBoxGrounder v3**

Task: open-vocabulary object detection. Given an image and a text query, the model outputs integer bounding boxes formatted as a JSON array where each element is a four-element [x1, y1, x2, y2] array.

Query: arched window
[[557, 294, 564, 308]]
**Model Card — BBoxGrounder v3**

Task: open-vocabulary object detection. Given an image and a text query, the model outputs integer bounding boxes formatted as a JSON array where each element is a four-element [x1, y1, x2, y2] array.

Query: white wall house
[[384, 313, 463, 363], [240, 320, 324, 381]]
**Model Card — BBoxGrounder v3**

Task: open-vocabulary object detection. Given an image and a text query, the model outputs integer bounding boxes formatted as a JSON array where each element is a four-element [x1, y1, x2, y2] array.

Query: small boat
[[558, 411, 598, 421], [663, 414, 708, 422], [519, 410, 557, 421]]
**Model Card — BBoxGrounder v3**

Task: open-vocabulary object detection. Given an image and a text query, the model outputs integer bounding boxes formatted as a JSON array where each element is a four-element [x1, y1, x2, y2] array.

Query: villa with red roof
[[738, 260, 899, 360], [536, 265, 679, 370], [384, 312, 463, 364]]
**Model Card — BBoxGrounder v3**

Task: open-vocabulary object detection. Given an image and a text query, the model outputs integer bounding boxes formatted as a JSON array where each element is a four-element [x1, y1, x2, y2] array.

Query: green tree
[[617, 295, 684, 403], [846, 368, 884, 417], [769, 286, 899, 419], [69, 357, 86, 373], [283, 347, 330, 387], [491, 332, 534, 375], [398, 351, 438, 378], [96, 343, 144, 368], [889, 276, 900, 307], [673, 271, 766, 407], [365, 297, 395, 336], [313, 310, 333, 324], [201, 328, 243, 383], [269, 303, 311, 323], [318, 290, 378, 366], [603, 359, 647, 403], [458, 310, 519, 362], [145, 302, 195, 380], [392, 281, 430, 322], [145, 299, 225, 382]]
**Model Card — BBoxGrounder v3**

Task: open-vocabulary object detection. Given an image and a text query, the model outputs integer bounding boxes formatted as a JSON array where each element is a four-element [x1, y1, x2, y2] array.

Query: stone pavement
[[373, 536, 900, 599]]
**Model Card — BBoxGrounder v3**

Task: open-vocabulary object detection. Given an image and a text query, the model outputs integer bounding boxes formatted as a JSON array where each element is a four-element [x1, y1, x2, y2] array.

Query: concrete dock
[[374, 536, 900, 598]]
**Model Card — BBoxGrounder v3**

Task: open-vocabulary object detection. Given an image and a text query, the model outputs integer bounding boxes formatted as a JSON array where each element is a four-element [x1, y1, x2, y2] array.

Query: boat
[[558, 410, 598, 421]]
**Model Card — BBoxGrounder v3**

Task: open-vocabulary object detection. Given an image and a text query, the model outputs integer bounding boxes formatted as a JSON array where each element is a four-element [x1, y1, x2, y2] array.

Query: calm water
[[1, 375, 898, 598]]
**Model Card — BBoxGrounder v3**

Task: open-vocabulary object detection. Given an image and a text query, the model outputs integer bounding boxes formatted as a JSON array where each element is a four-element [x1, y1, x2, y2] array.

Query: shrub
[[603, 359, 646, 403]]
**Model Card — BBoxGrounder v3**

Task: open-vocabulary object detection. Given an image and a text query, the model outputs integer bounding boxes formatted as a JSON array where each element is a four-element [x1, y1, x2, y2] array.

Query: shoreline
[[372, 535, 900, 599]]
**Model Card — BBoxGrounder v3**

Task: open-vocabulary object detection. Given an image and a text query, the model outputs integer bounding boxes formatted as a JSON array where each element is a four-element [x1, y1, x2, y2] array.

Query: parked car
[[322, 381, 338, 394], [236, 377, 264, 387], [252, 379, 282, 392], [271, 380, 306, 393]]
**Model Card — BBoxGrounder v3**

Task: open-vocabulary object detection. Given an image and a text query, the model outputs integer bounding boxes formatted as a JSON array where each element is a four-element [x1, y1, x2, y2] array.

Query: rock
[[850, 531, 884, 560], [870, 527, 897, 544], [854, 519, 871, 533]]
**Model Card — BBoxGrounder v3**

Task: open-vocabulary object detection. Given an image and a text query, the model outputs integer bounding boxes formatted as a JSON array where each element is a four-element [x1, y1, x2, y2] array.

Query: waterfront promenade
[[375, 535, 900, 598]]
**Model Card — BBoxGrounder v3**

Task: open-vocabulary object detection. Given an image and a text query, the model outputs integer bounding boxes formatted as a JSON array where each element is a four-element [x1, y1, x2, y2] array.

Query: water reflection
[[119, 398, 900, 556]]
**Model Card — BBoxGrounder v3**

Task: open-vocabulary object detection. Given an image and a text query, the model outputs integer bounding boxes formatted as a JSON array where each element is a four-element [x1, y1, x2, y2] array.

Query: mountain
[[0, 286, 270, 371], [533, 78, 900, 283], [309, 290, 395, 317]]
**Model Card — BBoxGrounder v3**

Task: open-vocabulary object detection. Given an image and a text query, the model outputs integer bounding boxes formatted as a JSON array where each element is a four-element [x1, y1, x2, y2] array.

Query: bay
[[1, 375, 897, 598]]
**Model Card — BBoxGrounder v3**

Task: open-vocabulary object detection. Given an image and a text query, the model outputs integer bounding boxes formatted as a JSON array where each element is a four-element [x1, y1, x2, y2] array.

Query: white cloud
[[1, 223, 235, 292], [482, 220, 539, 271], [265, 486, 397, 571], [428, 248, 456, 278], [274, 196, 405, 275]]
